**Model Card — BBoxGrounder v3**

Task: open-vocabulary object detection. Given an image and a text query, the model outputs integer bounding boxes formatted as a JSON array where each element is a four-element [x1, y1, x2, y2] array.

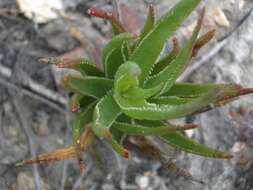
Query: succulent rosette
[[18, 0, 253, 179]]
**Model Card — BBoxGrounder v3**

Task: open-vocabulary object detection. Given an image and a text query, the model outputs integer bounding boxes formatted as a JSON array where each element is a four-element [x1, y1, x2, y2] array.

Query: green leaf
[[121, 41, 131, 62], [149, 96, 194, 105], [144, 10, 203, 94], [102, 33, 133, 78], [138, 3, 155, 43], [69, 93, 82, 112], [110, 115, 131, 149], [114, 62, 226, 121], [114, 61, 141, 95], [114, 87, 226, 120], [114, 61, 162, 99], [122, 84, 163, 100], [130, 0, 202, 85], [71, 59, 104, 77], [79, 96, 96, 110], [161, 133, 232, 159], [69, 94, 95, 112], [193, 29, 215, 56], [108, 138, 129, 158], [72, 102, 96, 146], [112, 121, 197, 136], [93, 91, 121, 137], [139, 120, 231, 159], [151, 37, 180, 75], [104, 48, 124, 79], [163, 83, 240, 98], [63, 76, 113, 99], [110, 126, 124, 143]]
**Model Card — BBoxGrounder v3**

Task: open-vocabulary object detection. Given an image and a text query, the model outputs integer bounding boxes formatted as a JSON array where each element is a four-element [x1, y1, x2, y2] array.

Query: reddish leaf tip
[[71, 106, 80, 113], [87, 7, 113, 20], [171, 37, 180, 52], [77, 157, 86, 174], [172, 37, 178, 45], [123, 149, 129, 159], [148, 3, 155, 15], [237, 88, 253, 96], [183, 124, 199, 130]]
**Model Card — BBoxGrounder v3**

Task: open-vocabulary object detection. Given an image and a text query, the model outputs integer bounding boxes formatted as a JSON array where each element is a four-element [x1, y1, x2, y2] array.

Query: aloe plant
[[18, 0, 253, 178]]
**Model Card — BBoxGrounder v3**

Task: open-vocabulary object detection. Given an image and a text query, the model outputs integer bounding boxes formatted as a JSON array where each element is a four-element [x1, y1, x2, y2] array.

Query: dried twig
[[0, 63, 67, 112], [218, 4, 253, 42], [0, 77, 65, 113]]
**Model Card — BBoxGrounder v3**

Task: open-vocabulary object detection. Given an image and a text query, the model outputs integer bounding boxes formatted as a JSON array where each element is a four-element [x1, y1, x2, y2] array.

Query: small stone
[[213, 7, 230, 27], [102, 184, 115, 190], [57, 138, 64, 145], [17, 0, 63, 23], [136, 175, 149, 189], [239, 0, 245, 10], [231, 142, 246, 153], [17, 172, 50, 190], [3, 102, 12, 113], [185, 129, 195, 138]]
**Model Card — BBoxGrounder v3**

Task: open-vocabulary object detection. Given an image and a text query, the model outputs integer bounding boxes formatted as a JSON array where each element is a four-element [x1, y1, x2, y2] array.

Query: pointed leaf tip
[[77, 157, 86, 174], [138, 2, 156, 42], [131, 0, 202, 85], [17, 146, 77, 166], [93, 92, 121, 137], [88, 7, 126, 35], [88, 7, 113, 20], [151, 37, 180, 75], [70, 95, 80, 112], [194, 29, 216, 56], [145, 8, 204, 93], [161, 131, 233, 159]]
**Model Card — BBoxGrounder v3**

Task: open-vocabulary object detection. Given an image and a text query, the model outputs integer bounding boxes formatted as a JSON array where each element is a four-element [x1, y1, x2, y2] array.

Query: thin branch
[[21, 73, 67, 106], [0, 77, 65, 113], [218, 4, 253, 42], [0, 63, 67, 112]]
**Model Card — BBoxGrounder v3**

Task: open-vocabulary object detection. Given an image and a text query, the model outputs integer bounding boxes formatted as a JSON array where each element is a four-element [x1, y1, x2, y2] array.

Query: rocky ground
[[0, 0, 253, 190]]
